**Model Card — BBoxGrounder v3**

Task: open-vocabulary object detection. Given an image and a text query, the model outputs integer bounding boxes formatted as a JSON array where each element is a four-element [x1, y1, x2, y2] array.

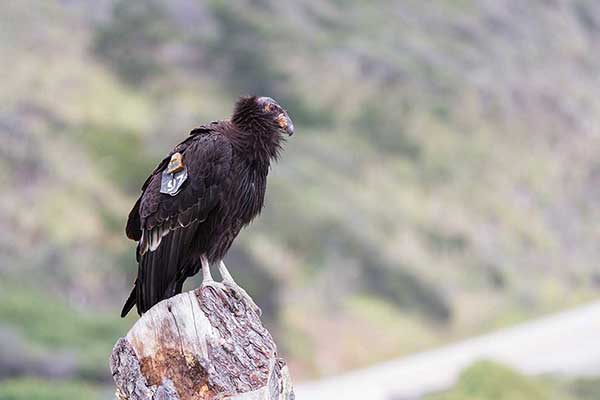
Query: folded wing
[[121, 130, 232, 316]]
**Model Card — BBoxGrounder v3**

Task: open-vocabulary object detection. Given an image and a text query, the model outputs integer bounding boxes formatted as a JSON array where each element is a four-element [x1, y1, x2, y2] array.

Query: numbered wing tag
[[160, 152, 188, 196]]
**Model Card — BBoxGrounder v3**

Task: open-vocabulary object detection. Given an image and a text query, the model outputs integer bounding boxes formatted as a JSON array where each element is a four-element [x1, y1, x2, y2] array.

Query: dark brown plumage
[[121, 96, 294, 317]]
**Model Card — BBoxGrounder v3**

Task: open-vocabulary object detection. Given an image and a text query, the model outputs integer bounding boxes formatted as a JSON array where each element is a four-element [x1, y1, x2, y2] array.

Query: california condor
[[121, 96, 294, 317]]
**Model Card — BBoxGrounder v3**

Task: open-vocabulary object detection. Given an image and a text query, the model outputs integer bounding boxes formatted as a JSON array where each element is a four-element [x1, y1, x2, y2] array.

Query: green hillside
[[427, 361, 600, 400], [1, 0, 599, 393]]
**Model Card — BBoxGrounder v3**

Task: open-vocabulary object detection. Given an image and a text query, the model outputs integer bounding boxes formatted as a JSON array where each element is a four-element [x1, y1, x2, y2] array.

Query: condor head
[[256, 96, 294, 136], [232, 95, 295, 137]]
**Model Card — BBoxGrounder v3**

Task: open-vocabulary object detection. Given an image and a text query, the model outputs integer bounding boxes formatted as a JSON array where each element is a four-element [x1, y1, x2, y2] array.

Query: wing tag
[[161, 168, 187, 196], [160, 154, 188, 196]]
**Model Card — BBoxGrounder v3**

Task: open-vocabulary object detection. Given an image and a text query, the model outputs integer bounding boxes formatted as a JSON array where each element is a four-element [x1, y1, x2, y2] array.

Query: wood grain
[[110, 283, 294, 400]]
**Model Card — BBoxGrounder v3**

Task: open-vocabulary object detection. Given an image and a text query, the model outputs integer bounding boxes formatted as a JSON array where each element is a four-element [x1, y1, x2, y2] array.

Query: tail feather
[[120, 219, 201, 317], [120, 283, 137, 317]]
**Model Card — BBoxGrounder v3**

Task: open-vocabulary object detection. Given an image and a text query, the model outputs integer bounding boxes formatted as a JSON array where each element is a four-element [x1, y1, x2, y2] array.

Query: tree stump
[[110, 284, 294, 400]]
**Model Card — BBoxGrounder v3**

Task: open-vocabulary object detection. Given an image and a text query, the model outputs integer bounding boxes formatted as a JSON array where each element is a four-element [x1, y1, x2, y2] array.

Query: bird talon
[[200, 280, 225, 294], [223, 281, 262, 316]]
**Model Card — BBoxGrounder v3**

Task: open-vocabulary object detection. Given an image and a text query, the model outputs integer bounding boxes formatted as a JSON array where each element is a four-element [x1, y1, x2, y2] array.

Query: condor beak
[[286, 117, 295, 136], [277, 113, 295, 136]]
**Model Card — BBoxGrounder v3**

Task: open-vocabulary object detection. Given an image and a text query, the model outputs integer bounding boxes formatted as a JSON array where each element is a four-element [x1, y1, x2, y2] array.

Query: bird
[[121, 95, 294, 317]]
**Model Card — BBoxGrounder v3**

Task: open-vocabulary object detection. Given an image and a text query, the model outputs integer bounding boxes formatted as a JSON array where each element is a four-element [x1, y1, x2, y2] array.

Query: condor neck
[[228, 122, 281, 165]]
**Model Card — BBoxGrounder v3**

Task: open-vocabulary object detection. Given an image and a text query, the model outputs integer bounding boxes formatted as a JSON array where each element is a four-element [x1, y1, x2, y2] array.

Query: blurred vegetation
[[428, 361, 557, 400], [426, 361, 600, 400], [0, 282, 128, 381], [1, 0, 600, 396], [566, 377, 600, 400], [0, 378, 102, 400], [93, 1, 174, 86]]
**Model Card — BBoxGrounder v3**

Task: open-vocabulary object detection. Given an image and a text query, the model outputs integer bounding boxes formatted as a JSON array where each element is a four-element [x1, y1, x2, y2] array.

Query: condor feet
[[222, 280, 262, 317], [200, 280, 262, 317], [199, 258, 262, 316]]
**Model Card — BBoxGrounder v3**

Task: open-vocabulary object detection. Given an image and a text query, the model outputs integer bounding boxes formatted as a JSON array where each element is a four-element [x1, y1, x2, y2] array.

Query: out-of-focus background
[[1, 1, 600, 399]]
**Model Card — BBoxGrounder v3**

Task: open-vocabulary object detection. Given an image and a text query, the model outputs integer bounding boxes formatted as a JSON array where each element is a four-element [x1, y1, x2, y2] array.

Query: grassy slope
[[0, 379, 103, 400], [426, 361, 600, 400], [1, 0, 600, 388]]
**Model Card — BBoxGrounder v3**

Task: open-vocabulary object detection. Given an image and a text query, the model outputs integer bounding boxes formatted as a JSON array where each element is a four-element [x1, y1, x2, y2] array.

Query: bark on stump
[[110, 284, 294, 400]]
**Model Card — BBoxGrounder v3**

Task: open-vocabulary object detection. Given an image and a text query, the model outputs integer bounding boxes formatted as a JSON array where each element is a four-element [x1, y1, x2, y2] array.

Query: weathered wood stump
[[110, 284, 294, 400]]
